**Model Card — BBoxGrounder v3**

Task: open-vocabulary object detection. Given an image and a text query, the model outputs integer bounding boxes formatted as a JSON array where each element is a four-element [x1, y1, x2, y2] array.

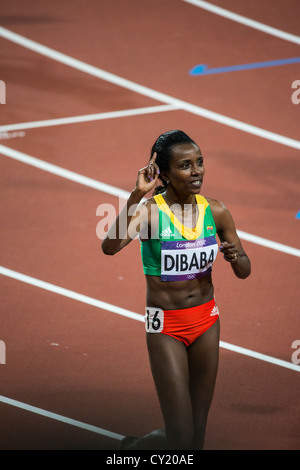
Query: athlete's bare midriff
[[145, 273, 214, 310]]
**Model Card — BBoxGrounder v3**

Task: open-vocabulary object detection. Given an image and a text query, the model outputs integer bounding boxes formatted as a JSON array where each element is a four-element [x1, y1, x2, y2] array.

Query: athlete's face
[[165, 143, 205, 196]]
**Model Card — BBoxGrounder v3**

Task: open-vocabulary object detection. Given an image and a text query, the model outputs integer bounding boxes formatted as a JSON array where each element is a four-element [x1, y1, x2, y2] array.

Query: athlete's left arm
[[209, 199, 251, 279]]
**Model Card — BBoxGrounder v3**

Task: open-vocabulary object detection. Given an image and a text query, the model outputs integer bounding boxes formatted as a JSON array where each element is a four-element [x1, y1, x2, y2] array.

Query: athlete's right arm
[[101, 153, 159, 255]]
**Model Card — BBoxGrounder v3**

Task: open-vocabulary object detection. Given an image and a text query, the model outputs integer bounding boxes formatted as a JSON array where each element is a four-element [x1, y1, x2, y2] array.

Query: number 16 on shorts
[[145, 307, 164, 333]]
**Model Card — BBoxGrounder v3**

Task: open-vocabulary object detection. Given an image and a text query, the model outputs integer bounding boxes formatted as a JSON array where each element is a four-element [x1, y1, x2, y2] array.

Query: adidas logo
[[160, 227, 173, 237], [210, 305, 219, 317]]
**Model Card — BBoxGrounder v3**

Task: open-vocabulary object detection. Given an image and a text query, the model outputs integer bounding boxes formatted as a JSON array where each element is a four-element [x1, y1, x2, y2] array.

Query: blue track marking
[[296, 211, 300, 219], [189, 57, 300, 76]]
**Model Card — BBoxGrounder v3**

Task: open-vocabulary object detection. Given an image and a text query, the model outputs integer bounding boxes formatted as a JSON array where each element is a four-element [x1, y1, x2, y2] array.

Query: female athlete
[[102, 130, 251, 449]]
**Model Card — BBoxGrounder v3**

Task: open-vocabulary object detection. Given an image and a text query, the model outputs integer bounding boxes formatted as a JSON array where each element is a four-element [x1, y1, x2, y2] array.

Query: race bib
[[161, 235, 218, 282], [145, 307, 164, 333]]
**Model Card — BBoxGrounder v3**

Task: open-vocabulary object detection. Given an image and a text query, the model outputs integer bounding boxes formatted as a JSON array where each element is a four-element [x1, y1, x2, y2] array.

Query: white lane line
[[1, 265, 299, 373], [0, 26, 300, 150], [1, 144, 300, 258], [182, 0, 300, 45], [0, 144, 130, 200], [236, 230, 300, 258], [0, 266, 143, 323], [0, 105, 178, 132], [220, 341, 299, 371], [0, 394, 124, 441]]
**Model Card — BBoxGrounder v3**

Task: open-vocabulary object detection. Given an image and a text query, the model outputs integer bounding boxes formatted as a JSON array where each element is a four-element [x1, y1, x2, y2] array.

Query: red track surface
[[0, 0, 299, 450]]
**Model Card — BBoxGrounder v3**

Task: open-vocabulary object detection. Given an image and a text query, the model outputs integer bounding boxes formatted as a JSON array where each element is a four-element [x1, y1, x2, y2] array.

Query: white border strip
[[182, 0, 300, 45], [1, 265, 299, 372], [1, 144, 299, 258], [0, 394, 124, 441], [1, 26, 300, 150], [0, 105, 178, 132]]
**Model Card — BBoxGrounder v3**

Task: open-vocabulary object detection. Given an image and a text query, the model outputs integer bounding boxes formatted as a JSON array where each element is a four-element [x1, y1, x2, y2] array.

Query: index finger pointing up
[[150, 152, 157, 164]]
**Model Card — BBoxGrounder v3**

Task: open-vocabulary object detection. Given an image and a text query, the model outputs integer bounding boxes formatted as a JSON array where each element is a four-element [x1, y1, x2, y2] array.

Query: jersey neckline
[[154, 194, 207, 240]]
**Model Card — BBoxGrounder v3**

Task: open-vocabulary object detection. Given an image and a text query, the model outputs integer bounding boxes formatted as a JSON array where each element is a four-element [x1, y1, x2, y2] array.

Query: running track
[[0, 0, 299, 450]]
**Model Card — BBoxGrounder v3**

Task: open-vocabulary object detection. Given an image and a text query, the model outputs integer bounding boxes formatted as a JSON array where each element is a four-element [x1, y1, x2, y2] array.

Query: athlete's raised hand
[[135, 153, 160, 194]]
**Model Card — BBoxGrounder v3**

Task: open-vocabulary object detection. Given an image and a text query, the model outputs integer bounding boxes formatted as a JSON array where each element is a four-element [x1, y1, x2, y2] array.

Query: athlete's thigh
[[187, 319, 220, 419], [146, 333, 193, 427]]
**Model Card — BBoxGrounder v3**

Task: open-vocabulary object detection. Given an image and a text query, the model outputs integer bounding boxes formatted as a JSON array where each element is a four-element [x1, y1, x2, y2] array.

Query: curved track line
[[1, 265, 299, 372], [1, 144, 299, 258], [0, 26, 300, 150]]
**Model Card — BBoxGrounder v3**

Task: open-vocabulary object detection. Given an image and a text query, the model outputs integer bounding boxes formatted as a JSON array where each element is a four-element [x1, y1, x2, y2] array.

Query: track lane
[[0, 0, 299, 450], [202, 0, 300, 38], [1, 1, 299, 139], [0, 272, 299, 450], [1, 108, 299, 249], [0, 155, 298, 365]]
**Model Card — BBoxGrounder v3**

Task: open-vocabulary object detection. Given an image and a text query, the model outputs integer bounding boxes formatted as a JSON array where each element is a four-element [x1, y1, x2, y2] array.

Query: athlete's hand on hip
[[135, 152, 160, 194]]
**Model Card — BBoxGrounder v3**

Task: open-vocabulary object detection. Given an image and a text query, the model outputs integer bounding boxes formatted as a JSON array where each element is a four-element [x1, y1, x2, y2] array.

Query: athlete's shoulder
[[205, 197, 236, 234], [204, 197, 226, 212], [204, 197, 230, 222]]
